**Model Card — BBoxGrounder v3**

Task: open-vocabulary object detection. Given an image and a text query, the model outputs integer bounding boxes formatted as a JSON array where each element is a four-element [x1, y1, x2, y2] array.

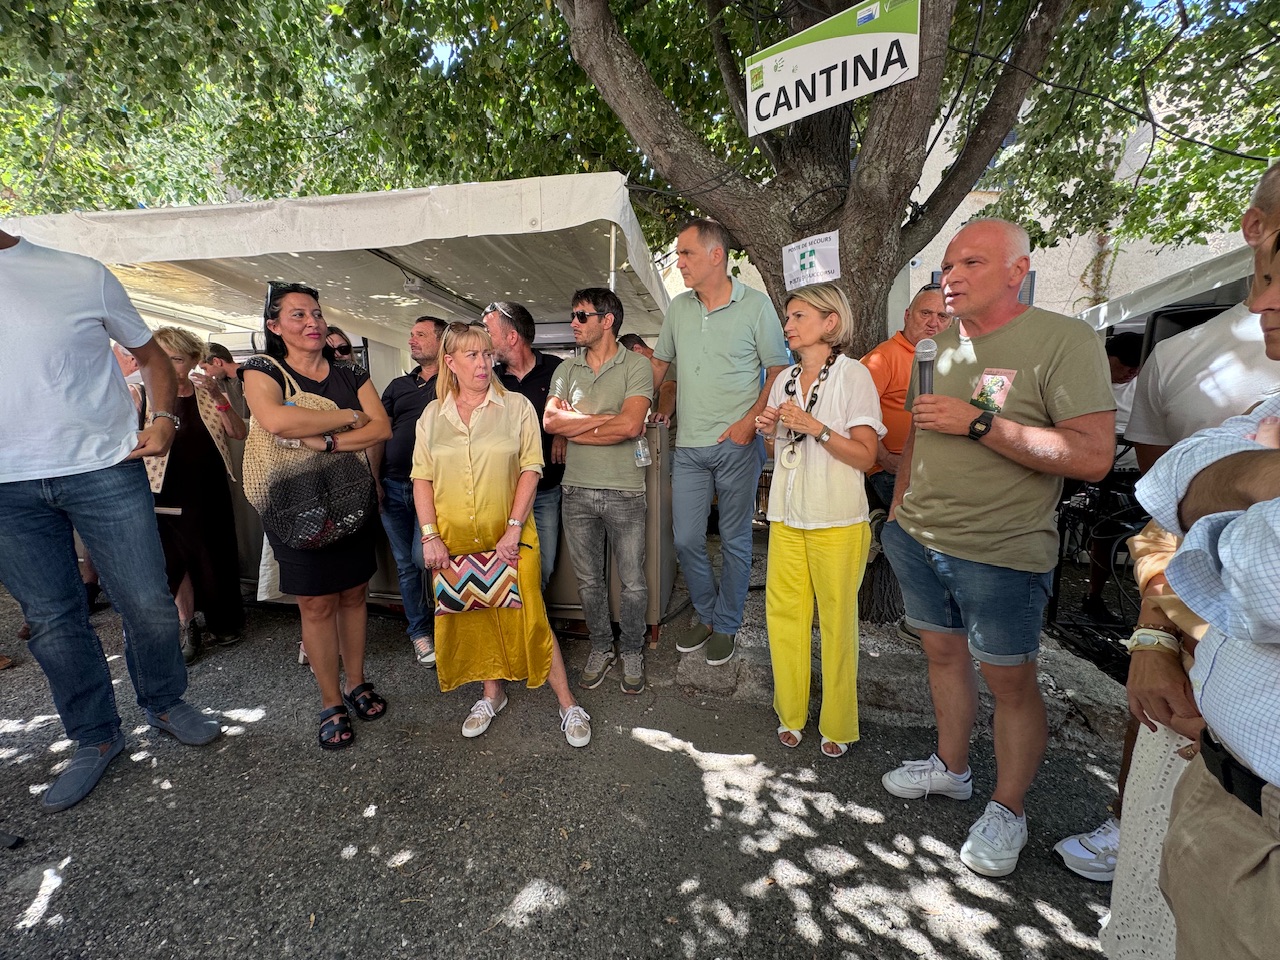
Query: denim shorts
[[881, 520, 1052, 666]]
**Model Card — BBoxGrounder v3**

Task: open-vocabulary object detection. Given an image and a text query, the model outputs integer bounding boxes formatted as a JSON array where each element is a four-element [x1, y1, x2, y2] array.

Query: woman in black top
[[243, 283, 392, 751]]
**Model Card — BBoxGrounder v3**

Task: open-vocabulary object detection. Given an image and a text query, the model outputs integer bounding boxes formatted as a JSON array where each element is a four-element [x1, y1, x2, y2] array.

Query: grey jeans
[[560, 485, 648, 654]]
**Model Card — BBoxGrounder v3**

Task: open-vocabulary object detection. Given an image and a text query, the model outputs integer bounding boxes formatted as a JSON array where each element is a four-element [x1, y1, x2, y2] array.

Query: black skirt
[[266, 514, 378, 597]]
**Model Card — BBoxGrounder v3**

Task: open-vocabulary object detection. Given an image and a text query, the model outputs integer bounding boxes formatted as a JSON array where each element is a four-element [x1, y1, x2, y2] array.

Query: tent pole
[[609, 225, 617, 292]]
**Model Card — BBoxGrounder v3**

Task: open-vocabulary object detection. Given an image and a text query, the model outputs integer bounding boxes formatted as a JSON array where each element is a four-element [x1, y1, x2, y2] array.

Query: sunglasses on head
[[447, 320, 488, 333], [264, 281, 320, 317], [569, 310, 603, 323], [917, 283, 942, 293], [483, 302, 514, 321]]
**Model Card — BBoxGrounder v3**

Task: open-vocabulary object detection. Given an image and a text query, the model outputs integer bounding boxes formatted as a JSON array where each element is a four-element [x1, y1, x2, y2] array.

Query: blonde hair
[[785, 283, 854, 350], [437, 324, 505, 403], [153, 326, 204, 363]]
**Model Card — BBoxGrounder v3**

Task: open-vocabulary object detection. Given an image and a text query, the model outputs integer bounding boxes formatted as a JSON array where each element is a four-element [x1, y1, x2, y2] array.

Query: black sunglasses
[[569, 310, 604, 323], [264, 281, 320, 317], [447, 320, 488, 332], [331, 342, 353, 356], [917, 283, 942, 293]]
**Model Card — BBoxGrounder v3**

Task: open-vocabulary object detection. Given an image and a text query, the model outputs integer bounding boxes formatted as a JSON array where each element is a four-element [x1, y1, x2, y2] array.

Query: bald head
[[939, 219, 1032, 327]]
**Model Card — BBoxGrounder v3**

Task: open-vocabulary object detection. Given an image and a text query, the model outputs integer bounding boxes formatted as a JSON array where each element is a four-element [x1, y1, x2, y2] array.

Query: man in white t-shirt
[[0, 228, 224, 814]]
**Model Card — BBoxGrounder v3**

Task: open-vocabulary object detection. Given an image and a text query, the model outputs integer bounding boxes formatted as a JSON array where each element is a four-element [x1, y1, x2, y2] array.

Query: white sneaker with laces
[[1053, 817, 1120, 881], [881, 754, 973, 800], [559, 704, 592, 748], [462, 695, 507, 738], [961, 801, 1028, 877]]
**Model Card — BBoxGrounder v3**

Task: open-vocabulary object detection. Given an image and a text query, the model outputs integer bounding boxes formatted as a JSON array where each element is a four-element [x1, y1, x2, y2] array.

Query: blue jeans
[[379, 476, 431, 640], [532, 485, 562, 589], [0, 459, 187, 745], [672, 439, 764, 635], [881, 519, 1052, 666], [560, 486, 648, 655]]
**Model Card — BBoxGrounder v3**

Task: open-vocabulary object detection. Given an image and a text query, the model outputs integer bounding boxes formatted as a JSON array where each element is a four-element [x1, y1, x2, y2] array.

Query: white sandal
[[462, 695, 507, 738], [820, 736, 850, 758], [777, 725, 803, 748]]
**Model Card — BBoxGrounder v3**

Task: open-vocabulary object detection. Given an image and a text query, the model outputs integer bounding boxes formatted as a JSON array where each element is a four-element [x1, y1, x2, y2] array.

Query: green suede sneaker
[[675, 621, 712, 654], [705, 631, 736, 666], [620, 651, 645, 694]]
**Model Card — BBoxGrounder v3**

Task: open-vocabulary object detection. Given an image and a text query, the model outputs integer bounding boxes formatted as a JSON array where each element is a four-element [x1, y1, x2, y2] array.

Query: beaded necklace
[[778, 352, 836, 469]]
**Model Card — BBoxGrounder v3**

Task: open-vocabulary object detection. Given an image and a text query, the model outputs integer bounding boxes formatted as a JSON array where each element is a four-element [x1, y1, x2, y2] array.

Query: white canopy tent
[[1, 172, 670, 353], [1076, 243, 1252, 331]]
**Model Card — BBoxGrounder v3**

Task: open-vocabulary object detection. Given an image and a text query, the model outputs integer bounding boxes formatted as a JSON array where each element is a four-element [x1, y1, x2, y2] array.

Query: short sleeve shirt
[[379, 366, 437, 481], [653, 278, 789, 447], [765, 355, 885, 528], [410, 387, 544, 551], [896, 307, 1116, 572], [496, 350, 564, 491], [0, 240, 155, 482], [549, 347, 653, 491], [859, 332, 915, 463]]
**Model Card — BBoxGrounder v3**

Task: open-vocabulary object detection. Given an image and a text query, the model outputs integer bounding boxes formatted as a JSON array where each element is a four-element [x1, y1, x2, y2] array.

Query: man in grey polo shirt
[[649, 219, 789, 666], [546, 287, 654, 693]]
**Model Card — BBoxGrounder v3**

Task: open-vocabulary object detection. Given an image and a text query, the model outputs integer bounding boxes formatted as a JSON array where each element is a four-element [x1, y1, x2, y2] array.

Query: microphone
[[915, 338, 938, 395]]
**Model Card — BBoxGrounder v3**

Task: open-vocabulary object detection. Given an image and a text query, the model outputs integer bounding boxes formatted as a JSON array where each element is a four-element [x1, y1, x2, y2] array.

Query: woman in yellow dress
[[412, 324, 591, 747]]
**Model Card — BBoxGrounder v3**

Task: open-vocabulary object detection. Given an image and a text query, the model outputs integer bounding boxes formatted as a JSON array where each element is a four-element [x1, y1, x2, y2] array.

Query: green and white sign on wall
[[745, 0, 921, 137]]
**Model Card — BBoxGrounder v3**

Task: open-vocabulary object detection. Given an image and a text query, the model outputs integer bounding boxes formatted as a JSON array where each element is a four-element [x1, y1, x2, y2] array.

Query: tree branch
[[706, 0, 785, 171], [554, 0, 756, 213], [903, 0, 1077, 256]]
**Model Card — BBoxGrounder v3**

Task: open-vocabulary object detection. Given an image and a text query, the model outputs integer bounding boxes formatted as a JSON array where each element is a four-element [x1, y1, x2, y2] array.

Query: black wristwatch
[[967, 411, 994, 441]]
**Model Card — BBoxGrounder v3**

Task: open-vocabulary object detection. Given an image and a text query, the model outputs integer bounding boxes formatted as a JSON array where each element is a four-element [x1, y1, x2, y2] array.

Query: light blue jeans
[[560, 486, 648, 655], [671, 439, 764, 635], [532, 485, 562, 589], [379, 476, 431, 640], [0, 459, 187, 745]]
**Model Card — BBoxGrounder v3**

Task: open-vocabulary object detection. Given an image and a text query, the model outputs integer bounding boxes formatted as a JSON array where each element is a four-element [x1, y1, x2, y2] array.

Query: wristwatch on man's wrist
[[151, 410, 181, 430], [967, 410, 994, 441]]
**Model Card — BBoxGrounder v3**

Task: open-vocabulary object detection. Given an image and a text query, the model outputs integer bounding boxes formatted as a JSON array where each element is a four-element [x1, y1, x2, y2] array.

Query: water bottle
[[634, 435, 652, 468]]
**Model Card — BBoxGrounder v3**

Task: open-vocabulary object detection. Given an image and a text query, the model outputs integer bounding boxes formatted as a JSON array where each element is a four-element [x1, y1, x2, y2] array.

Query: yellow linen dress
[[411, 387, 554, 691]]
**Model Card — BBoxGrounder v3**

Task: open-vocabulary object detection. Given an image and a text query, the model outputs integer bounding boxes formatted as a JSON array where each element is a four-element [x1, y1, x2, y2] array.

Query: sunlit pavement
[[0, 589, 1118, 959]]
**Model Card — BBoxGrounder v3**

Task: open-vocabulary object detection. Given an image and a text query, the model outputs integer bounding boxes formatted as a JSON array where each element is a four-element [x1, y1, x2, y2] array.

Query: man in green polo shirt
[[650, 219, 790, 666], [545, 287, 655, 693]]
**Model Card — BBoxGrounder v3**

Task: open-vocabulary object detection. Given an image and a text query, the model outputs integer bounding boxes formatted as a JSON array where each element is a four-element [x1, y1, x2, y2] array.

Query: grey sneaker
[[579, 648, 616, 689], [705, 631, 736, 666], [620, 651, 645, 694], [675, 621, 712, 654], [961, 801, 1028, 877], [881, 754, 973, 800]]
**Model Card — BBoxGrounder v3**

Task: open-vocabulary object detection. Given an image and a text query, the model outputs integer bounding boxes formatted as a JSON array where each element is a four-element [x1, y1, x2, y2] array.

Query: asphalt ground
[[1, 588, 1119, 960]]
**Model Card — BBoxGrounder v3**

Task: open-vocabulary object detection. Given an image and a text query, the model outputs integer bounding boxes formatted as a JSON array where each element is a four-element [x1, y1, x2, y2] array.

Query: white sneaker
[[559, 704, 591, 748], [1053, 817, 1120, 881], [961, 801, 1028, 877], [462, 695, 507, 738], [882, 754, 973, 800]]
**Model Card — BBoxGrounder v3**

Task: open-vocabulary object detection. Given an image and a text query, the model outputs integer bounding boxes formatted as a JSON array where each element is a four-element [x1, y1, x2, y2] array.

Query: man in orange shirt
[[860, 283, 951, 508]]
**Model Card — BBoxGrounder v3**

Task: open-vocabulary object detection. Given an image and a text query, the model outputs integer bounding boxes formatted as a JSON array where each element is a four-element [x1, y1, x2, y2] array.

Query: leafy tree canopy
[[1, 0, 1275, 346]]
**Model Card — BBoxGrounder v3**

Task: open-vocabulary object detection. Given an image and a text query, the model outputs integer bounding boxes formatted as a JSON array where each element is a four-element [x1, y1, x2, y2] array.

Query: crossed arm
[[544, 395, 652, 445]]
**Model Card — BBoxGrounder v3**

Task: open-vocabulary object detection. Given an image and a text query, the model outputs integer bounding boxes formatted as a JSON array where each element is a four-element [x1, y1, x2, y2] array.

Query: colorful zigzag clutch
[[433, 550, 522, 615]]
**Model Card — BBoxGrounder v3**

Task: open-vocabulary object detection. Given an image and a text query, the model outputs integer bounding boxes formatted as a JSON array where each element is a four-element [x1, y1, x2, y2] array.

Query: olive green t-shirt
[[549, 347, 654, 492], [896, 307, 1115, 572]]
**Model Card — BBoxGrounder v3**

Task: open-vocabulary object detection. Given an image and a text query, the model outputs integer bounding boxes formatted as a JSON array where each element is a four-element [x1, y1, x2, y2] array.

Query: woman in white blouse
[[755, 283, 884, 758]]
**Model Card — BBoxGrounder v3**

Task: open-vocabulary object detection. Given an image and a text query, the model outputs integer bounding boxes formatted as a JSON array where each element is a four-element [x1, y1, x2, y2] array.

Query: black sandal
[[342, 682, 387, 722], [318, 705, 355, 751]]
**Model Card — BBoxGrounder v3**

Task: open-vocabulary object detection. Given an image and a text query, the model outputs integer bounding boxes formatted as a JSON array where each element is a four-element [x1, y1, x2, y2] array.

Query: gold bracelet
[[420, 533, 441, 544], [420, 523, 438, 537]]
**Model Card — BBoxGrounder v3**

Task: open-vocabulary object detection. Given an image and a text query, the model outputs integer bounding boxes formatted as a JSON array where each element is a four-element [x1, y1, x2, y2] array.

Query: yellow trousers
[[765, 521, 870, 745]]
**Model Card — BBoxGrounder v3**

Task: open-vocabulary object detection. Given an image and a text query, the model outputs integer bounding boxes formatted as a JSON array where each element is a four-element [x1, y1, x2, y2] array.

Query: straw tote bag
[[242, 356, 376, 550]]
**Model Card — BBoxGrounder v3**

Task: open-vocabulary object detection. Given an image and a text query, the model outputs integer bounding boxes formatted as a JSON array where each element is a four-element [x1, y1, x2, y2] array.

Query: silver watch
[[816, 425, 832, 444], [507, 518, 522, 528], [152, 411, 181, 429]]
